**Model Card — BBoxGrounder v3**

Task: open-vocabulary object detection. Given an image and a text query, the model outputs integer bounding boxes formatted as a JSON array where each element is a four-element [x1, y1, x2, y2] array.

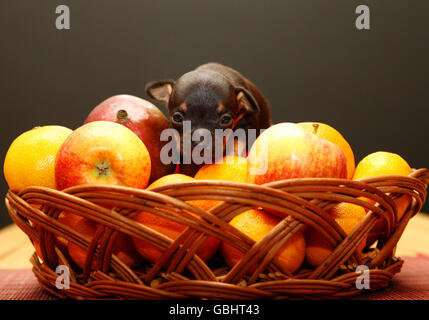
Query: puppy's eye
[[219, 114, 233, 127], [172, 112, 184, 124]]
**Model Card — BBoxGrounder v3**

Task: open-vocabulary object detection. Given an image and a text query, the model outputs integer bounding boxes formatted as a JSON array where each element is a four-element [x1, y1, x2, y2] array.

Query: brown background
[[0, 1, 428, 228]]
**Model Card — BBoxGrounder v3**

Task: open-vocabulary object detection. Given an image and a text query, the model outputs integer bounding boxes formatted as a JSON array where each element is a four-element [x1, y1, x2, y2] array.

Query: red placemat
[[357, 254, 429, 300], [1, 255, 429, 300], [0, 268, 56, 300]]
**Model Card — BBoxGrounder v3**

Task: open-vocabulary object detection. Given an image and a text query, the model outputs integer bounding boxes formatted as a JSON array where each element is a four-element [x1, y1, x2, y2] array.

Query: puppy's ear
[[235, 87, 260, 115], [145, 79, 175, 104]]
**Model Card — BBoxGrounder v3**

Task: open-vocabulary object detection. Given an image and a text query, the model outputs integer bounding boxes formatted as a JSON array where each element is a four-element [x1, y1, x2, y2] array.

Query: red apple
[[84, 94, 175, 183], [55, 121, 151, 190], [55, 121, 151, 270], [247, 122, 347, 185]]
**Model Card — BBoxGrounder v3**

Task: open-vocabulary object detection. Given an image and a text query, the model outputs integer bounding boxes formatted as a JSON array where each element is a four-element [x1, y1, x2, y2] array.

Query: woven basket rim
[[5, 168, 429, 300]]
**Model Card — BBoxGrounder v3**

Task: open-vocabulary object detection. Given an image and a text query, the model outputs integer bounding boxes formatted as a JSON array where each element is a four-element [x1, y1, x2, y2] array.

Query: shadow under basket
[[5, 168, 429, 300]]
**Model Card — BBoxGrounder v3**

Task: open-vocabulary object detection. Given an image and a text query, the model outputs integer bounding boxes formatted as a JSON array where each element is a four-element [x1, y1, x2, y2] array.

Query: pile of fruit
[[3, 94, 415, 275]]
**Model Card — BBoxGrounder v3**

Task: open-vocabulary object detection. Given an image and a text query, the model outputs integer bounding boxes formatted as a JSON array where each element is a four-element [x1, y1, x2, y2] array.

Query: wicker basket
[[5, 168, 429, 300]]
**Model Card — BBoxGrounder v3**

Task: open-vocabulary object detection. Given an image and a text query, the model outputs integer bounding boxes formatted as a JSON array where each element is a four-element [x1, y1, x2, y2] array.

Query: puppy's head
[[145, 71, 260, 161]]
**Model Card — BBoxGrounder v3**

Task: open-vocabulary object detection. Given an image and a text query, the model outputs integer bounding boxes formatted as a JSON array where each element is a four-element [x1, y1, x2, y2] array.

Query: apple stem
[[116, 109, 129, 123], [96, 161, 110, 177], [312, 123, 319, 135]]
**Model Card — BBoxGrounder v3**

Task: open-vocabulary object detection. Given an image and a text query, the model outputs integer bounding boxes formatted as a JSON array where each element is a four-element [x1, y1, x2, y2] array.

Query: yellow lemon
[[3, 125, 73, 192], [353, 151, 412, 179], [353, 151, 413, 245]]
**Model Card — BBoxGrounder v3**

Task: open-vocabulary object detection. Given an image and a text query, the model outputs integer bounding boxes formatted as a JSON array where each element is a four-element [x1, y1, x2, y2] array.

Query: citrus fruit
[[298, 122, 355, 179], [353, 151, 412, 180], [353, 151, 413, 244], [147, 173, 193, 188], [132, 174, 220, 264], [33, 211, 81, 262], [147, 173, 217, 212], [194, 156, 248, 182], [220, 209, 306, 274], [3, 125, 73, 192], [67, 217, 142, 270], [305, 202, 367, 268], [194, 155, 248, 211]]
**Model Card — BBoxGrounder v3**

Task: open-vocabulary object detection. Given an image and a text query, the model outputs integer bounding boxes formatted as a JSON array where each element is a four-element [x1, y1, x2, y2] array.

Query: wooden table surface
[[1, 212, 429, 269]]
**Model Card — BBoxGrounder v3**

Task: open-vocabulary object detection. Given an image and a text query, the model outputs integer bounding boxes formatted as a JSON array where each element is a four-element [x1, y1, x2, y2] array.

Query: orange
[[220, 209, 306, 274], [298, 122, 355, 179], [67, 216, 142, 270], [353, 151, 413, 244], [305, 202, 367, 268], [148, 173, 194, 188], [132, 174, 220, 264], [194, 156, 248, 182], [147, 173, 216, 212], [33, 211, 81, 262], [194, 156, 248, 211], [3, 125, 73, 192]]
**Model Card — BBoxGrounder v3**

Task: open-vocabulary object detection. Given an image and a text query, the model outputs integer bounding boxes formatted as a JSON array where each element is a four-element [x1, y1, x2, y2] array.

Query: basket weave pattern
[[5, 168, 429, 299]]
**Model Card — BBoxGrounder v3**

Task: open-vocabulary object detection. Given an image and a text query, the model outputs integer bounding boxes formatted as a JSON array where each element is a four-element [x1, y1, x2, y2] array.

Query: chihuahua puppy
[[145, 62, 271, 176]]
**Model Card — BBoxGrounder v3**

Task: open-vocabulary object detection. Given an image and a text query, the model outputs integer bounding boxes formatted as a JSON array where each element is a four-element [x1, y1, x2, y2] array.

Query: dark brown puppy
[[145, 62, 271, 176]]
